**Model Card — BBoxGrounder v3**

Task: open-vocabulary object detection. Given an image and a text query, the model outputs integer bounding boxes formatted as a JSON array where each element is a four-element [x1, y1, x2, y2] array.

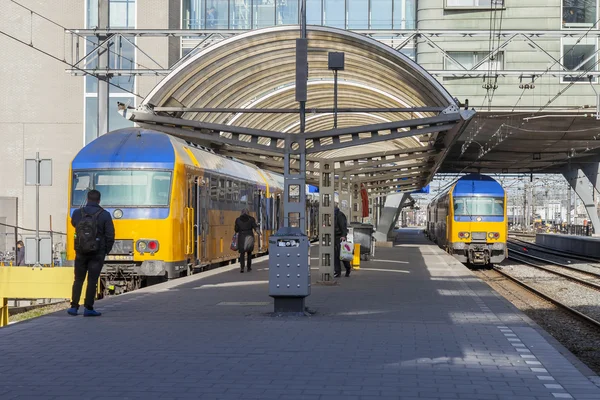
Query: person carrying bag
[[234, 208, 260, 273]]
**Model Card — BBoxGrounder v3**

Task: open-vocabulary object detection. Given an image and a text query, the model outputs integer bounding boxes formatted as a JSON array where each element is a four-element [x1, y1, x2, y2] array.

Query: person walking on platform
[[334, 204, 351, 278], [15, 240, 25, 266], [234, 208, 260, 273], [67, 190, 114, 317]]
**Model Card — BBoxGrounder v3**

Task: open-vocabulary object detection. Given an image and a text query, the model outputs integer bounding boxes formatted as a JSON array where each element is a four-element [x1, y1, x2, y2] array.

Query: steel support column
[[581, 162, 600, 194], [351, 181, 363, 223], [373, 193, 411, 243], [318, 162, 335, 281], [338, 173, 351, 218], [97, 0, 110, 139], [563, 169, 600, 235]]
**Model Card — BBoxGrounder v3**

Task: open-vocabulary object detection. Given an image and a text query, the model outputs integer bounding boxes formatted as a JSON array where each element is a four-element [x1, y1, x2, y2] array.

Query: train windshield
[[453, 197, 504, 216], [72, 170, 172, 207]]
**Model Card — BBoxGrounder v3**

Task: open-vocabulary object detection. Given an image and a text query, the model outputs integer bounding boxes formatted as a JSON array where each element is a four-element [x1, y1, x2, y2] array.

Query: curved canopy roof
[[129, 25, 473, 192]]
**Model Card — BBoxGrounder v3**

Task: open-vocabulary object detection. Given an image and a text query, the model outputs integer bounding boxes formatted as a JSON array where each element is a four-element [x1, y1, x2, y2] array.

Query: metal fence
[[0, 224, 67, 267]]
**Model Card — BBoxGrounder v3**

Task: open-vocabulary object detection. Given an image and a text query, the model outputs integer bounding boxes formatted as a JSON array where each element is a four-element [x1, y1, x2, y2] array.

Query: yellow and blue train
[[426, 174, 507, 265], [66, 127, 319, 294]]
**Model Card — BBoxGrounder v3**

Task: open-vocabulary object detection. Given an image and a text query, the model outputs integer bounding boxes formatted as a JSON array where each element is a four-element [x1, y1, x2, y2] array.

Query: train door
[[185, 175, 195, 267], [195, 175, 209, 266]]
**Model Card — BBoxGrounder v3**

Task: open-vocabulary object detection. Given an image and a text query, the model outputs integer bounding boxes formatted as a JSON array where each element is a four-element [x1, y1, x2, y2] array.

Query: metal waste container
[[349, 223, 375, 261]]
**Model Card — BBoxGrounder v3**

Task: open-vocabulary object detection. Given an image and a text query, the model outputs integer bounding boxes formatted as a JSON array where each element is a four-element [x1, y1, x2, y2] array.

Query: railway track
[[492, 265, 600, 329], [508, 239, 600, 280], [499, 242, 600, 329]]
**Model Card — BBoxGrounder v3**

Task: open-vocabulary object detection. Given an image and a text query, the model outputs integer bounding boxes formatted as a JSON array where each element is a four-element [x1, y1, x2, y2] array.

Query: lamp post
[[328, 52, 345, 129]]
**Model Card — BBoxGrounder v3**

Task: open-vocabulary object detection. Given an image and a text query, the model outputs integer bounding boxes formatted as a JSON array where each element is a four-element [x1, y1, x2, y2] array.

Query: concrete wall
[[0, 0, 85, 235], [0, 1, 176, 235], [417, 0, 600, 109], [536, 233, 600, 258]]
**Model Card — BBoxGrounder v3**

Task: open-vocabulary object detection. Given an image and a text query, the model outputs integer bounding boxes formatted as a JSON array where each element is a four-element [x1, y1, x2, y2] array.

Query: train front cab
[[447, 193, 507, 266]]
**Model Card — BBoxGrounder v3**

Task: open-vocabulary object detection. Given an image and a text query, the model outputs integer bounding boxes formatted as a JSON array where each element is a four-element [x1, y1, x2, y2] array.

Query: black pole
[[300, 0, 307, 133], [333, 69, 338, 129]]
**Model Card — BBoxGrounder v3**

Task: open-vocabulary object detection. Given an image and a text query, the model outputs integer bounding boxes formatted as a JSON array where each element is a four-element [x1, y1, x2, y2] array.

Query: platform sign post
[[25, 153, 52, 268], [268, 0, 310, 313]]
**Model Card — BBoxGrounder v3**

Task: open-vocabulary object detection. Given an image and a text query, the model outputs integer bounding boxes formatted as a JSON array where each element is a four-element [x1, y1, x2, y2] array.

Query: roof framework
[[122, 26, 474, 194]]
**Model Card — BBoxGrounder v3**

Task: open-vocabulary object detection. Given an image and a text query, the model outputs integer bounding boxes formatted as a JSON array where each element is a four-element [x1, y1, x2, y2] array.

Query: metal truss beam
[[67, 28, 600, 38], [350, 161, 431, 177], [368, 186, 418, 197], [304, 113, 462, 155], [364, 178, 423, 191], [69, 68, 600, 78], [126, 108, 462, 160], [431, 70, 600, 78], [153, 106, 446, 114], [357, 167, 431, 183], [335, 146, 436, 168]]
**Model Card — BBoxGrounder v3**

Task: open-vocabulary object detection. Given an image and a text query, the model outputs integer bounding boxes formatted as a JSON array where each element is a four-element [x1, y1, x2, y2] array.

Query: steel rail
[[507, 252, 600, 292], [492, 266, 600, 329], [508, 238, 600, 264]]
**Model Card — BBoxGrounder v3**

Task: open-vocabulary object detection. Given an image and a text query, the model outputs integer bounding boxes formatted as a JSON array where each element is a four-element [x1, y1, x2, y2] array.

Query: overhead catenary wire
[[6, 0, 160, 97], [0, 29, 143, 99]]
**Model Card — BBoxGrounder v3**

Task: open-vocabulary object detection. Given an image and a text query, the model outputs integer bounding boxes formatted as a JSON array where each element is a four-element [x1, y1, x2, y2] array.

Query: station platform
[[1, 229, 600, 400]]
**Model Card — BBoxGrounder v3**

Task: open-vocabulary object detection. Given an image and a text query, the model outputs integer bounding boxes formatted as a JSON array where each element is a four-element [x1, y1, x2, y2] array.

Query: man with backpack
[[67, 190, 114, 317]]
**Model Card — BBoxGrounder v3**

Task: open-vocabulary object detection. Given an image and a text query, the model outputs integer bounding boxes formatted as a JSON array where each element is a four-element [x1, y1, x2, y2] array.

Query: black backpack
[[74, 208, 103, 254]]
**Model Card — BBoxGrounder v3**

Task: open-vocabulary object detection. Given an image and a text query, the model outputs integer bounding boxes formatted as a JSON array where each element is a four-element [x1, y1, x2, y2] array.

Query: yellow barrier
[[352, 243, 361, 270], [0, 267, 91, 328]]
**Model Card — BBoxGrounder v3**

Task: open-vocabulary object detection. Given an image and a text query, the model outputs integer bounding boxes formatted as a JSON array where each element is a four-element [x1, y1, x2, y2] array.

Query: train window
[[71, 172, 91, 207], [72, 170, 172, 207], [219, 178, 225, 200], [232, 181, 240, 202], [225, 180, 233, 201], [210, 177, 218, 201], [240, 183, 248, 203], [247, 186, 254, 205], [454, 197, 504, 216]]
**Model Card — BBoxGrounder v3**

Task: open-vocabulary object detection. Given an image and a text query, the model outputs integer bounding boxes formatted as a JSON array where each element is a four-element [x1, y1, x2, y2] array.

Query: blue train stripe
[[70, 207, 170, 220], [454, 216, 505, 222]]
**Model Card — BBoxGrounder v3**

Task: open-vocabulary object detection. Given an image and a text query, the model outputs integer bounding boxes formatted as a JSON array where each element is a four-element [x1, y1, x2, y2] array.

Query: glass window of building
[[562, 0, 597, 28], [446, 0, 504, 8], [230, 1, 251, 29], [183, 0, 204, 29], [371, 0, 393, 29], [445, 51, 504, 71], [324, 0, 345, 28], [347, 0, 368, 29], [84, 0, 136, 145], [306, 0, 323, 24], [278, 1, 299, 25], [394, 0, 416, 29], [254, 1, 276, 28], [562, 38, 598, 82]]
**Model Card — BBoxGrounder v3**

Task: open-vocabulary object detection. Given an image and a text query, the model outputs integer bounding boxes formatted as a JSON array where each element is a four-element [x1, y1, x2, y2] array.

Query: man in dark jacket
[[15, 241, 25, 266], [67, 190, 115, 317], [234, 208, 260, 273], [334, 205, 351, 278]]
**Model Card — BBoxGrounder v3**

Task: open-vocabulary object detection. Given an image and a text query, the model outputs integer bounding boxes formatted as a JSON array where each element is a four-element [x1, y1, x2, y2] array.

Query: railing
[[0, 223, 67, 267]]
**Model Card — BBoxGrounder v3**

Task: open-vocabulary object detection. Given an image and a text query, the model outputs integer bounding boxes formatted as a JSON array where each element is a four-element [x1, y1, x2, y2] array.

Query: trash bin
[[350, 223, 375, 261]]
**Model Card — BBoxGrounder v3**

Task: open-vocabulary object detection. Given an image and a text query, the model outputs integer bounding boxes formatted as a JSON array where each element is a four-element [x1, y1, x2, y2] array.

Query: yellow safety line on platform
[[353, 244, 361, 269], [0, 267, 91, 328]]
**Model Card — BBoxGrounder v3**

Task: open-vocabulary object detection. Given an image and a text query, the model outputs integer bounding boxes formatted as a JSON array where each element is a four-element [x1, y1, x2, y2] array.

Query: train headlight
[[458, 232, 470, 239], [488, 232, 500, 239], [137, 240, 147, 254], [113, 209, 123, 219], [136, 239, 159, 255]]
